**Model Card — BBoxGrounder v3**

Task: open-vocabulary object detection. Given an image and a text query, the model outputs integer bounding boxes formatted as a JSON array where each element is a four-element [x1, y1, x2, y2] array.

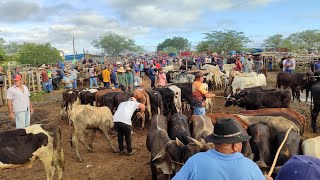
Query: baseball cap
[[13, 74, 22, 81]]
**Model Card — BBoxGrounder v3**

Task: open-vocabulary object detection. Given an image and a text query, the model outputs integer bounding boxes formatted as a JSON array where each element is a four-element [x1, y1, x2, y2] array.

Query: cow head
[[225, 94, 237, 107], [152, 140, 184, 175]]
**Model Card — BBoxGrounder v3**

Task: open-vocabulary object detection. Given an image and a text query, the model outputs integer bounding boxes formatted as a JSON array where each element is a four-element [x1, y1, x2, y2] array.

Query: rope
[[268, 125, 294, 176], [215, 95, 229, 99]]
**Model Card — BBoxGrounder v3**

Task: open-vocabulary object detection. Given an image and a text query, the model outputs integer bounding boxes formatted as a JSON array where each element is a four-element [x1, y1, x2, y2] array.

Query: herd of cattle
[[1, 66, 320, 180]]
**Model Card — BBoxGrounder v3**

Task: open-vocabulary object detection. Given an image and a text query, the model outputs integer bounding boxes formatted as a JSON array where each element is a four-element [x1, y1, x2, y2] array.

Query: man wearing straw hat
[[173, 119, 272, 180], [7, 74, 34, 129]]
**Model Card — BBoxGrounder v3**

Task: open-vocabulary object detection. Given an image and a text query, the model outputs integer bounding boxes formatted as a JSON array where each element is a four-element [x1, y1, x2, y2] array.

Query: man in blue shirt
[[173, 119, 271, 180]]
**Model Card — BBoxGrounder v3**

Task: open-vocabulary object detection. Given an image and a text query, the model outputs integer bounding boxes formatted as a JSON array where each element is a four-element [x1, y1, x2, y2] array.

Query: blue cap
[[135, 68, 140, 72], [276, 155, 320, 180]]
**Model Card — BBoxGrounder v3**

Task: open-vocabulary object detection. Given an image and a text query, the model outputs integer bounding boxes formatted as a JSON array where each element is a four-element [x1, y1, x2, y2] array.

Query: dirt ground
[[0, 71, 318, 180]]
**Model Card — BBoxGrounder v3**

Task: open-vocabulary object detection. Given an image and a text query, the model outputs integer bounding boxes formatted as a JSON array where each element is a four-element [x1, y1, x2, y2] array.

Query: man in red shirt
[[41, 68, 52, 93]]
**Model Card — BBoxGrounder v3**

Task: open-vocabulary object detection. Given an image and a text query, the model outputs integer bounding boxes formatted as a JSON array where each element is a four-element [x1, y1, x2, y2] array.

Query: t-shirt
[[158, 72, 166, 86], [113, 101, 140, 125], [88, 68, 95, 77], [69, 69, 78, 80], [192, 81, 207, 108], [63, 76, 73, 88], [102, 69, 110, 82], [173, 149, 265, 180], [133, 75, 142, 87], [149, 68, 155, 79], [6, 85, 31, 112], [41, 71, 49, 82]]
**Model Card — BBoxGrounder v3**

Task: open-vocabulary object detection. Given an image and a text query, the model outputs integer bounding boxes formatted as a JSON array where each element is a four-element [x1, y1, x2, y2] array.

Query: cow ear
[[175, 137, 185, 148], [153, 141, 171, 161]]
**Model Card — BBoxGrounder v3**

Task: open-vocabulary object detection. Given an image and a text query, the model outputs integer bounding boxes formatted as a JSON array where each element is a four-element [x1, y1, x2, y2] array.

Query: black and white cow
[[0, 124, 64, 180]]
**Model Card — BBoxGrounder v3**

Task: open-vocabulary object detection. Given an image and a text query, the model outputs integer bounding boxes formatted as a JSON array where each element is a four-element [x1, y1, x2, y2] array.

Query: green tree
[[0, 46, 6, 63], [157, 37, 191, 51], [4, 42, 22, 55], [263, 34, 284, 49], [202, 30, 250, 53], [92, 32, 139, 57], [162, 46, 179, 54], [286, 30, 320, 50], [18, 43, 61, 65], [196, 41, 211, 52]]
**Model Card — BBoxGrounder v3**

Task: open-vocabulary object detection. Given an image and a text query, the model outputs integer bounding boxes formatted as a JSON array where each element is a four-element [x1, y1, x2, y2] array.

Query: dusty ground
[[0, 71, 318, 180]]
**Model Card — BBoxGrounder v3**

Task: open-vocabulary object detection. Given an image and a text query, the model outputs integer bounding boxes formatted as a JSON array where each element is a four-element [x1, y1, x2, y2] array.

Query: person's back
[[173, 149, 264, 180], [102, 69, 110, 82]]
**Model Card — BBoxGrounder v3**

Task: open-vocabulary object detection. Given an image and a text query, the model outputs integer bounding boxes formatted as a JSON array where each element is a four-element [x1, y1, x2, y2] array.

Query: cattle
[[201, 64, 220, 72], [0, 124, 64, 180], [133, 89, 151, 129], [240, 108, 306, 135], [302, 136, 320, 158], [225, 89, 291, 110], [274, 131, 302, 166], [311, 82, 320, 133], [226, 72, 267, 95], [171, 71, 195, 83], [202, 83, 214, 113], [61, 89, 81, 120], [79, 89, 98, 106], [153, 88, 177, 116], [147, 90, 164, 115], [166, 70, 180, 83], [189, 115, 214, 141], [162, 65, 174, 72], [247, 123, 272, 169], [146, 115, 183, 180], [205, 70, 224, 90], [100, 91, 133, 112], [95, 88, 122, 107], [276, 71, 315, 102], [69, 105, 118, 162], [168, 113, 191, 145], [168, 85, 182, 113], [173, 83, 193, 112], [303, 71, 320, 102]]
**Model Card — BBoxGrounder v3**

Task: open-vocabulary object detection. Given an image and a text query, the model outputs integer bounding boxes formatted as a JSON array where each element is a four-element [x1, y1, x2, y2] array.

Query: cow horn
[[188, 137, 203, 149], [227, 94, 231, 99], [175, 137, 185, 148], [152, 140, 173, 162]]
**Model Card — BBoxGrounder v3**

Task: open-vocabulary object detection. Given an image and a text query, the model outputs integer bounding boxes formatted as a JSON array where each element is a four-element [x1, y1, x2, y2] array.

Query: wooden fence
[[0, 69, 43, 106]]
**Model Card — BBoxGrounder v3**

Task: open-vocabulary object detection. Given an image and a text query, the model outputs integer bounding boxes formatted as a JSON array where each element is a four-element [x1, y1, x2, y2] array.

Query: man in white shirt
[[7, 74, 34, 128], [113, 97, 145, 155]]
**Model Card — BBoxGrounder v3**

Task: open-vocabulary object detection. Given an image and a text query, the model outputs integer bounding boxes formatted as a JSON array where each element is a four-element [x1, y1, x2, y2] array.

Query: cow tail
[[69, 111, 75, 148], [310, 90, 313, 111], [51, 126, 65, 176], [146, 92, 152, 121], [158, 94, 164, 115]]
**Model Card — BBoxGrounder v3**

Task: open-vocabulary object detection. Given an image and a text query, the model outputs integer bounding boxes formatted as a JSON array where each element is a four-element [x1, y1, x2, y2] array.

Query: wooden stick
[[268, 125, 294, 176]]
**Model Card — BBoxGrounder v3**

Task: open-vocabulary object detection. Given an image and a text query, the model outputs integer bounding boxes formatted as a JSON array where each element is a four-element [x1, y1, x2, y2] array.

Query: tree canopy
[[197, 30, 250, 53], [92, 32, 144, 57], [18, 43, 61, 65], [157, 37, 191, 52], [263, 30, 320, 52]]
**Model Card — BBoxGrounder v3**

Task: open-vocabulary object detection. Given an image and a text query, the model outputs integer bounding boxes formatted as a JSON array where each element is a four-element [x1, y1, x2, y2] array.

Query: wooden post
[[32, 70, 35, 92], [28, 71, 31, 90], [36, 71, 41, 92], [7, 67, 11, 87]]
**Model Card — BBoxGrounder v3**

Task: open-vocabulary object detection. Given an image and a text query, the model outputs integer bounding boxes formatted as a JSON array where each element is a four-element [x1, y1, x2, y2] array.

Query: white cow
[[69, 105, 118, 162], [223, 64, 236, 78], [230, 73, 267, 94], [202, 83, 214, 113], [302, 136, 320, 158], [168, 85, 182, 113], [201, 64, 220, 71], [162, 65, 174, 72]]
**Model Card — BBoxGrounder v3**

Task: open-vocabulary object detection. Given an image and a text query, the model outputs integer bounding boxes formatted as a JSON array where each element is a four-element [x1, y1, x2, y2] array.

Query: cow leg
[[306, 89, 310, 102], [39, 152, 56, 180], [141, 113, 146, 130], [72, 133, 83, 162], [311, 109, 319, 133], [101, 126, 119, 153], [88, 129, 96, 149], [296, 89, 301, 102], [291, 88, 295, 101], [150, 160, 158, 180], [79, 132, 93, 152]]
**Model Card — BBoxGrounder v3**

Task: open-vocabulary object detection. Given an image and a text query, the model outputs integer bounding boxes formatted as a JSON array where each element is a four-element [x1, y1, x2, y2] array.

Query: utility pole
[[73, 36, 75, 60]]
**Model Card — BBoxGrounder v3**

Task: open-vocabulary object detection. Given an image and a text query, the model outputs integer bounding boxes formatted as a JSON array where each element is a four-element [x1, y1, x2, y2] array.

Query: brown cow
[[134, 89, 151, 129], [95, 88, 122, 107]]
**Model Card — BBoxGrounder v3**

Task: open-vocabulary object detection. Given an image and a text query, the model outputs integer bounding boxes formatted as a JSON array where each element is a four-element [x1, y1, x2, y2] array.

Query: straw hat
[[117, 67, 125, 72], [126, 67, 131, 71]]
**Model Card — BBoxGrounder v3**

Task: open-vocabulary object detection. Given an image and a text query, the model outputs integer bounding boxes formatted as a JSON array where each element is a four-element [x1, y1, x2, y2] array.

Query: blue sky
[[0, 0, 319, 54]]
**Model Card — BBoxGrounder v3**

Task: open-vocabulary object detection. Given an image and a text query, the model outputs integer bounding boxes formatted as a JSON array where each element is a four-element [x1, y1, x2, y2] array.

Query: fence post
[[36, 71, 41, 92], [32, 70, 35, 92], [7, 66, 11, 87]]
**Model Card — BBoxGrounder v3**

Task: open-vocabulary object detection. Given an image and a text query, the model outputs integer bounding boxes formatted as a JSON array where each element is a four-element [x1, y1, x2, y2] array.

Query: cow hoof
[[113, 147, 120, 153]]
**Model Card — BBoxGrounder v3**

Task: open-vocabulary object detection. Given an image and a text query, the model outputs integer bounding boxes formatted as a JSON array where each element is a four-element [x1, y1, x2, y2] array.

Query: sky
[[0, 0, 319, 55]]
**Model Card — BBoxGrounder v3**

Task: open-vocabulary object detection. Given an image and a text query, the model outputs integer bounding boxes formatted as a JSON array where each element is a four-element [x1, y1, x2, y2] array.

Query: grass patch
[[30, 91, 45, 102]]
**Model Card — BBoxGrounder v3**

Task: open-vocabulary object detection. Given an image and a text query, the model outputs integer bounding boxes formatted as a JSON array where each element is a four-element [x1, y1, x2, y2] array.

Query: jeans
[[150, 77, 155, 88], [73, 79, 77, 89], [114, 122, 132, 153], [90, 77, 98, 88], [268, 63, 273, 71], [103, 82, 110, 88], [14, 111, 30, 128], [193, 107, 206, 115]]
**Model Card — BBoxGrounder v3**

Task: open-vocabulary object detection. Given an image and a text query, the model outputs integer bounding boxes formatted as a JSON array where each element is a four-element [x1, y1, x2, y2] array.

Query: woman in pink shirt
[[157, 68, 166, 87]]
